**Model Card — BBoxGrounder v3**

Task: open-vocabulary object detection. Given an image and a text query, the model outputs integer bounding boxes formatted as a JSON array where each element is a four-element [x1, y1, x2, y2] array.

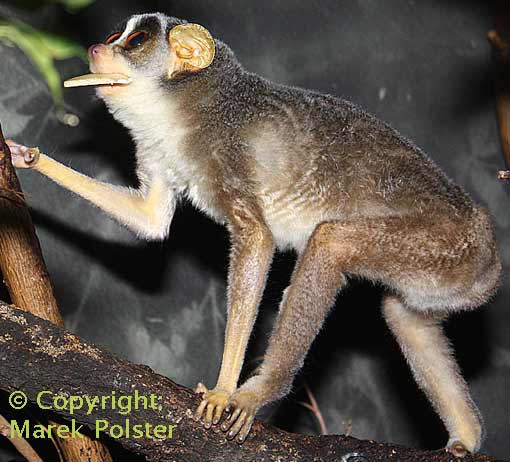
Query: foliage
[[56, 0, 96, 11], [6, 0, 95, 13], [0, 0, 95, 124]]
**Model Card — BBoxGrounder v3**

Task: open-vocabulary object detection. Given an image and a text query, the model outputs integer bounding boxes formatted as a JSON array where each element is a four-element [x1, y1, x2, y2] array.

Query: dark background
[[0, 0, 509, 460]]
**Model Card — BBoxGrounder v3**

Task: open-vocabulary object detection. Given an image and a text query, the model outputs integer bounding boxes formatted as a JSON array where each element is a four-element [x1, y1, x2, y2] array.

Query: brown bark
[[0, 413, 43, 462], [0, 125, 111, 462], [489, 0, 510, 180], [0, 302, 499, 462]]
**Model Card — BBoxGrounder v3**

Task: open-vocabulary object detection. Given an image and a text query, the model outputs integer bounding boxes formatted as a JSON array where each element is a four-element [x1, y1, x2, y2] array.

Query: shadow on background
[[30, 204, 229, 294]]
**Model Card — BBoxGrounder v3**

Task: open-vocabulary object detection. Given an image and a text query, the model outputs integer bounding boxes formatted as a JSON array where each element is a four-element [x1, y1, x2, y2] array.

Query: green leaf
[[58, 0, 95, 9], [32, 29, 87, 61], [0, 20, 86, 116], [1, 0, 95, 12]]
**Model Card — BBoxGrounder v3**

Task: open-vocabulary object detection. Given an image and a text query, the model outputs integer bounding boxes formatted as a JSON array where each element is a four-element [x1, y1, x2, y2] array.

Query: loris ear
[[168, 24, 215, 78]]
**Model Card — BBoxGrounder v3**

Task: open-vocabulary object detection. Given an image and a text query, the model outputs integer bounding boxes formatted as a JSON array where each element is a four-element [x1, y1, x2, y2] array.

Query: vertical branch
[[0, 414, 43, 462], [0, 129, 63, 326], [489, 0, 510, 180], [0, 124, 111, 462]]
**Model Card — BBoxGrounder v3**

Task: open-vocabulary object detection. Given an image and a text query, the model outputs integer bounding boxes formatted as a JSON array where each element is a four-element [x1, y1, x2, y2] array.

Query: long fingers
[[194, 384, 259, 443], [236, 414, 255, 443], [194, 398, 208, 421], [193, 385, 231, 429], [221, 407, 242, 432]]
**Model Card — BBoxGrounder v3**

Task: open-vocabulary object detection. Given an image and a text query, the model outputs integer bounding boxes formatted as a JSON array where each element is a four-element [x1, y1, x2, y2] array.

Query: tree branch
[[0, 124, 111, 461], [0, 302, 498, 462], [0, 413, 43, 462]]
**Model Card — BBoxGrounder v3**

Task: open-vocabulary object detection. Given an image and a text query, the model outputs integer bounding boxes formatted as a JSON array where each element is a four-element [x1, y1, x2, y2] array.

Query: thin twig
[[343, 419, 353, 437], [298, 382, 328, 435], [0, 413, 43, 462], [36, 421, 64, 462]]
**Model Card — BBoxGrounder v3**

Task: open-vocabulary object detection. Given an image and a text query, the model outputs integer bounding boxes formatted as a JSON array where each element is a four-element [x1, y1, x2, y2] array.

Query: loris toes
[[233, 412, 255, 443], [221, 391, 259, 443], [446, 441, 469, 458], [222, 407, 255, 443], [194, 382, 208, 394]]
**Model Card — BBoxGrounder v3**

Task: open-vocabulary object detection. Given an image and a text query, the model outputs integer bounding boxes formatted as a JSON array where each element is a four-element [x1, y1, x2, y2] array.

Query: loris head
[[64, 13, 220, 104]]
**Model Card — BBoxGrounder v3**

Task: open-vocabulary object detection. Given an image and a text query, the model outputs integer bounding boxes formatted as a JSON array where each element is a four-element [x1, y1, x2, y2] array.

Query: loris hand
[[195, 382, 262, 443], [194, 382, 231, 429], [5, 140, 40, 169]]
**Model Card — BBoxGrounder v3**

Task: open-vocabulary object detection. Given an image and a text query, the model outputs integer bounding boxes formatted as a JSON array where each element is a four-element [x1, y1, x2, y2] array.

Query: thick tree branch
[[0, 302, 498, 462]]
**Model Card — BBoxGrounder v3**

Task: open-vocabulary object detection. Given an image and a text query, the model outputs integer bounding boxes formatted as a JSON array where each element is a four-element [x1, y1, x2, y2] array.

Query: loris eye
[[125, 31, 148, 50], [104, 32, 122, 44]]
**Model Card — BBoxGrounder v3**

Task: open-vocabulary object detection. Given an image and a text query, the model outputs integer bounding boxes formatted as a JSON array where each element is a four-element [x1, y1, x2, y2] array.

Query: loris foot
[[5, 140, 40, 169], [446, 441, 469, 458], [220, 389, 261, 443], [194, 382, 231, 428]]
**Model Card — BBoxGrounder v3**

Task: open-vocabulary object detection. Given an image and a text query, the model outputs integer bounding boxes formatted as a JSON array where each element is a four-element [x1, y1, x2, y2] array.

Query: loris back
[[152, 43, 478, 252]]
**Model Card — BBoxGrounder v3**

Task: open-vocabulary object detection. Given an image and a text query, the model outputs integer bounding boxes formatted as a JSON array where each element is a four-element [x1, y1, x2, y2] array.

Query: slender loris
[[8, 12, 501, 456]]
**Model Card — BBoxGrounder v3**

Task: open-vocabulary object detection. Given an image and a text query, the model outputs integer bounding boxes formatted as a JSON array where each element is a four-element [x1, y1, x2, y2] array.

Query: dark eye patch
[[124, 31, 148, 50], [104, 32, 122, 45]]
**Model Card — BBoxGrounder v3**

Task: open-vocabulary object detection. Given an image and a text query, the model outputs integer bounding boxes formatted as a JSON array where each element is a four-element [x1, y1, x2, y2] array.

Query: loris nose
[[88, 44, 105, 58]]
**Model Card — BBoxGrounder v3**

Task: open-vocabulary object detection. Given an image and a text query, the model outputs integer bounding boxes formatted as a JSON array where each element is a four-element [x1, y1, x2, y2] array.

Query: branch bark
[[0, 413, 43, 462], [0, 302, 499, 462], [0, 125, 111, 462]]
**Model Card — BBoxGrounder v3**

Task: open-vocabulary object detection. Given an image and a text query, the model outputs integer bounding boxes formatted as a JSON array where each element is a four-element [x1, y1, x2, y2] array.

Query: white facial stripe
[[113, 16, 140, 45], [110, 13, 168, 46]]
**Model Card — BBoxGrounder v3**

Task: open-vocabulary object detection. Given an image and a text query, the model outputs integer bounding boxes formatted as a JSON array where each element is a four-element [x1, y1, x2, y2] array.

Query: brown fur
[[8, 13, 501, 453]]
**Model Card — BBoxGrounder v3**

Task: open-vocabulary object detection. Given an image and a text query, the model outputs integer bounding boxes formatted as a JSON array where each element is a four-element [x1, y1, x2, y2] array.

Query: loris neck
[[102, 78, 191, 190]]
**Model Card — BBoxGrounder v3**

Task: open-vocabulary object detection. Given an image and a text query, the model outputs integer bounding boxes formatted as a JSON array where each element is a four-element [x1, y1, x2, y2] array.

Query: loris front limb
[[7, 140, 175, 240], [195, 209, 274, 436], [206, 221, 345, 443]]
